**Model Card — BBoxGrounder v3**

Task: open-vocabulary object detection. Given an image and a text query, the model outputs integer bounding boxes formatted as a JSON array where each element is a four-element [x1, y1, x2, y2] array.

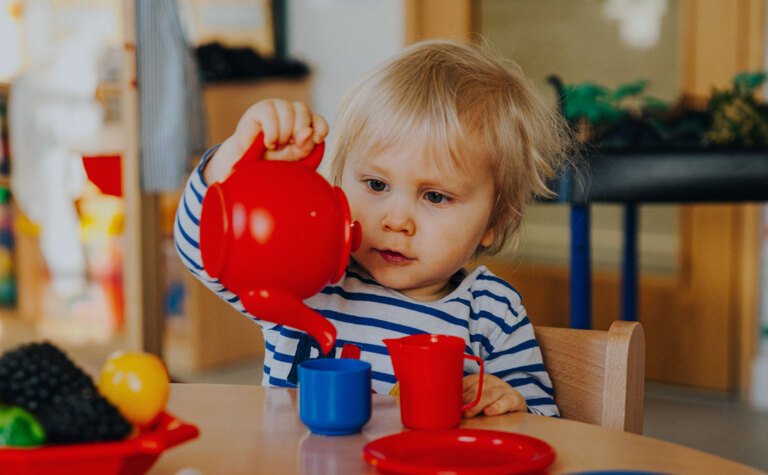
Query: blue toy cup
[[298, 359, 372, 436]]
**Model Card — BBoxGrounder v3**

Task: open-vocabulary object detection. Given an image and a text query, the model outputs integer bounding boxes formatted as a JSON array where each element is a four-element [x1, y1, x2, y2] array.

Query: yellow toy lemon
[[97, 351, 170, 426]]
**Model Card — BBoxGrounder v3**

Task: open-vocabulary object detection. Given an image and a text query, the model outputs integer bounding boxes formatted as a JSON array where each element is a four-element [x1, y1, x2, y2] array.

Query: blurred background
[[0, 0, 767, 469]]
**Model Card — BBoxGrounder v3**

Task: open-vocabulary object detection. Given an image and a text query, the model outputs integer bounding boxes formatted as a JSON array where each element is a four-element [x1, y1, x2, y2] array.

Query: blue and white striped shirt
[[174, 148, 559, 417]]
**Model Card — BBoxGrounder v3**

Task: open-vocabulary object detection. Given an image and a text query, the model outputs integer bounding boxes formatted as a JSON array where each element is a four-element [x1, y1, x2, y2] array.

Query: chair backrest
[[534, 320, 645, 434]]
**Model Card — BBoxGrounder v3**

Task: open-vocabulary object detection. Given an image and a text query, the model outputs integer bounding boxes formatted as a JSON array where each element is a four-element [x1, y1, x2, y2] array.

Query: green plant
[[706, 71, 768, 147], [562, 80, 667, 126]]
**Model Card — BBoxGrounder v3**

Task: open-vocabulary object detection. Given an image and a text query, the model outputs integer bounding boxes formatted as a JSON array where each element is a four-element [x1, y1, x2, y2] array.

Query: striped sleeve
[[487, 314, 558, 416], [472, 280, 559, 417], [173, 146, 253, 318]]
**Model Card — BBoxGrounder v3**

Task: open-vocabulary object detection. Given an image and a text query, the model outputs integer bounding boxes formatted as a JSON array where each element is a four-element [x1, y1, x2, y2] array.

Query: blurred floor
[[644, 382, 768, 472], [2, 314, 767, 472]]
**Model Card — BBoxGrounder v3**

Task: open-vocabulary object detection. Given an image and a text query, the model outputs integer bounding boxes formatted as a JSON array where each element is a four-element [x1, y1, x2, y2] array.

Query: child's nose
[[381, 205, 415, 236]]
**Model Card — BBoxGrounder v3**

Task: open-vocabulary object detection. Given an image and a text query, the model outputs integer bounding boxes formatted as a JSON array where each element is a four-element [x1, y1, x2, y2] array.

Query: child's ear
[[480, 227, 495, 248]]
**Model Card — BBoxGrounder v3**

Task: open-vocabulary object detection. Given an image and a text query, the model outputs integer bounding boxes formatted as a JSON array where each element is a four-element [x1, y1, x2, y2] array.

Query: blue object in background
[[570, 204, 591, 329], [298, 359, 372, 436], [621, 204, 638, 322], [164, 280, 185, 317]]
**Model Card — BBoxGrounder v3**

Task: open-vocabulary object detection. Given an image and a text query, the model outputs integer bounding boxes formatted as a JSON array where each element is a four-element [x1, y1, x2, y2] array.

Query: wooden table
[[151, 384, 763, 474]]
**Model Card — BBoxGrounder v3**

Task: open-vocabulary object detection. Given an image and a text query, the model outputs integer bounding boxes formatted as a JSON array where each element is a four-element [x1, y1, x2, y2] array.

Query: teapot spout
[[241, 288, 337, 355]]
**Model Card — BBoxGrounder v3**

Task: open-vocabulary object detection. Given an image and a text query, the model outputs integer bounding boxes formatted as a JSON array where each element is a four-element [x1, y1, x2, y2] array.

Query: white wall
[[286, 0, 404, 140]]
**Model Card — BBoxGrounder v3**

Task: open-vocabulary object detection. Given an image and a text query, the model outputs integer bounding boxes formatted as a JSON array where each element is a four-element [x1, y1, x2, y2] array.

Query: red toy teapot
[[199, 134, 361, 355]]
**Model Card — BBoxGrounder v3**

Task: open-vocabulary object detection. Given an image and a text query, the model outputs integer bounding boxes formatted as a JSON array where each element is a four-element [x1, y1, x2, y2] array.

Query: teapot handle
[[235, 133, 325, 171]]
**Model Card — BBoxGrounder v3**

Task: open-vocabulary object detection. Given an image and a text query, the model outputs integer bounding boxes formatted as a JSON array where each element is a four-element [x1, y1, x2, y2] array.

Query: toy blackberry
[[0, 341, 96, 413], [34, 388, 132, 444]]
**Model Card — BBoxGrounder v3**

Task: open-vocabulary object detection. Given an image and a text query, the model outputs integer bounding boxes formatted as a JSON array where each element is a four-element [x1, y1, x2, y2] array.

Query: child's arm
[[475, 313, 558, 417], [463, 280, 559, 417], [203, 99, 328, 184]]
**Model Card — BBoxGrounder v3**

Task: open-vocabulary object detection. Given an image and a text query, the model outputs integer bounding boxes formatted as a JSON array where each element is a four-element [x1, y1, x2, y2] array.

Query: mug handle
[[236, 132, 325, 171], [461, 354, 485, 412]]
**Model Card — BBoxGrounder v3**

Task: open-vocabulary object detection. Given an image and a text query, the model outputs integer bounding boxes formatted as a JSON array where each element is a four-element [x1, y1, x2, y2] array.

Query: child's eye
[[366, 179, 388, 192], [425, 191, 448, 204]]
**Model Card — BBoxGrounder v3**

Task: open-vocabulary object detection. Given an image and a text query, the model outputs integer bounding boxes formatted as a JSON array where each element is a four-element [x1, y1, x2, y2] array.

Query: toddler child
[[175, 39, 572, 417]]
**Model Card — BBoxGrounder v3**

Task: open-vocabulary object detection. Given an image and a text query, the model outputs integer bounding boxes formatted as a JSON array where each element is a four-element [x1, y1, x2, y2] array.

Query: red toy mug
[[384, 334, 484, 430], [199, 134, 361, 355]]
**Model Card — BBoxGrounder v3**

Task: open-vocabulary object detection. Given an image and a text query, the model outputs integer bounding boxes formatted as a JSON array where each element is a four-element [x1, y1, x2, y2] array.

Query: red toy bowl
[[0, 411, 198, 475]]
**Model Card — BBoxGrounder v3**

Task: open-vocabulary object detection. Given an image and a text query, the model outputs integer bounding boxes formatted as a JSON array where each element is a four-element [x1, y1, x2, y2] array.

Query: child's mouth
[[377, 249, 413, 263]]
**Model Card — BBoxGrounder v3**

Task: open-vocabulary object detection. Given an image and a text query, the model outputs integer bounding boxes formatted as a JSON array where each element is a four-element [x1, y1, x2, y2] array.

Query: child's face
[[340, 137, 496, 301]]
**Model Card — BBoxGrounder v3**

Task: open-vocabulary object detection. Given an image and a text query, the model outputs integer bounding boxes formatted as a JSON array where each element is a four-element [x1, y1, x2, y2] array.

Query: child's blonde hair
[[329, 39, 573, 255]]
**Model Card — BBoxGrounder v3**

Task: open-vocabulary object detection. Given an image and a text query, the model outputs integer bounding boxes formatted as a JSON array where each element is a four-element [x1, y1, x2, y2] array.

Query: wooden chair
[[534, 320, 645, 434]]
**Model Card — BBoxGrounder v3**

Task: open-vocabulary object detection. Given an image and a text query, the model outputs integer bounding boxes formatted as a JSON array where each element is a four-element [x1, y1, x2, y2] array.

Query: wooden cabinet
[[203, 79, 311, 144]]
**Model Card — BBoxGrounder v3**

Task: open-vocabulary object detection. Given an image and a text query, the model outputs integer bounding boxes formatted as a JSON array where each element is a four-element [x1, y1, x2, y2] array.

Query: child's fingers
[[230, 100, 323, 165], [293, 109, 328, 156], [292, 101, 313, 137], [462, 373, 481, 391], [463, 384, 507, 418], [482, 391, 526, 416], [239, 101, 279, 150], [273, 100, 296, 147], [265, 147, 301, 162], [461, 374, 482, 406], [311, 113, 329, 143], [295, 127, 316, 155], [462, 374, 528, 418]]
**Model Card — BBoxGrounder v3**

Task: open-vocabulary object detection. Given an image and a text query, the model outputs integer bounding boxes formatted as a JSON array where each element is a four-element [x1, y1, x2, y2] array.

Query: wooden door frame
[[680, 0, 765, 394]]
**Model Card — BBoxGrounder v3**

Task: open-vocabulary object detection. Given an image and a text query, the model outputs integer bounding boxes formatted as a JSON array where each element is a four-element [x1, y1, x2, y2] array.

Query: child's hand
[[204, 99, 329, 184], [462, 374, 527, 417]]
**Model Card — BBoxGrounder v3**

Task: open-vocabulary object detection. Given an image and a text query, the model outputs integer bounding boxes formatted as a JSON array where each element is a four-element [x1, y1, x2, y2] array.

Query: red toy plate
[[363, 428, 556, 475], [0, 411, 198, 475]]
